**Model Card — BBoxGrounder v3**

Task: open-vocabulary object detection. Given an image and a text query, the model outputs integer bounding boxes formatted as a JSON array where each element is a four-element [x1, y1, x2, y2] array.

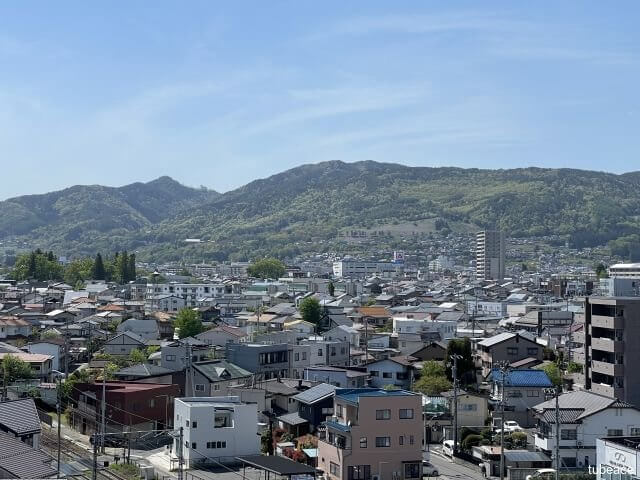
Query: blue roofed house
[[488, 368, 553, 427]]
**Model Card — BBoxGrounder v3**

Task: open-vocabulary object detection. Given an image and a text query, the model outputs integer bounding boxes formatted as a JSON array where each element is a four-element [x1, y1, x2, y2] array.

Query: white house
[[195, 326, 247, 347], [173, 397, 259, 466], [24, 340, 64, 372], [323, 325, 360, 348], [533, 390, 640, 469]]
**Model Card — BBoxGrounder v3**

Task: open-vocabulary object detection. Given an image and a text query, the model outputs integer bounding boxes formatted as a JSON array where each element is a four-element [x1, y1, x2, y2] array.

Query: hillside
[[0, 177, 218, 255], [3, 161, 640, 261]]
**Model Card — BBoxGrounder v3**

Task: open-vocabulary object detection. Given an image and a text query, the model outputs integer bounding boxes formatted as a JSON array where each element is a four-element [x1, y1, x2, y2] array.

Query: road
[[425, 448, 485, 480]]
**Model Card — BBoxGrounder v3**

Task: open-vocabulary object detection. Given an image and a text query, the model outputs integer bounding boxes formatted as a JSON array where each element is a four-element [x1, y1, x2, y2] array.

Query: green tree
[[12, 250, 63, 281], [327, 282, 335, 297], [128, 348, 147, 365], [40, 330, 61, 340], [92, 253, 106, 280], [63, 258, 94, 286], [247, 258, 286, 279], [567, 362, 582, 374], [2, 354, 33, 383], [299, 297, 321, 326], [174, 308, 203, 338], [127, 253, 136, 281], [540, 363, 562, 388], [595, 263, 608, 278], [462, 434, 482, 451], [414, 360, 452, 395]]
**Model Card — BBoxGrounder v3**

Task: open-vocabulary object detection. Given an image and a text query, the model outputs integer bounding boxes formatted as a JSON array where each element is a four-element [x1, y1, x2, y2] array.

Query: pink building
[[318, 388, 423, 480]]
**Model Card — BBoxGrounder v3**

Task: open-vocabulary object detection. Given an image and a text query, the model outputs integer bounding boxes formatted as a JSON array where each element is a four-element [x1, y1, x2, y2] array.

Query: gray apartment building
[[225, 343, 290, 380], [573, 297, 640, 405], [476, 230, 505, 281]]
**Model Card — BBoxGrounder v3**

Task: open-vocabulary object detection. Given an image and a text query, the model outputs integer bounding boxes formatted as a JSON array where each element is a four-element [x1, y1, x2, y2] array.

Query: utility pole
[[92, 433, 98, 480], [450, 354, 462, 454], [555, 387, 560, 480], [100, 372, 106, 453], [496, 361, 510, 480], [64, 316, 69, 378], [178, 426, 184, 480], [56, 377, 61, 478]]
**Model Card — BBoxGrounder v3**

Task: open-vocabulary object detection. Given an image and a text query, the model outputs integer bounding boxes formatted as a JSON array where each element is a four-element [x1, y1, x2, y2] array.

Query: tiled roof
[[533, 390, 635, 421], [293, 383, 337, 404], [0, 398, 41, 435], [277, 412, 307, 426], [0, 431, 56, 478], [193, 360, 252, 382], [336, 387, 418, 404], [488, 369, 553, 387]]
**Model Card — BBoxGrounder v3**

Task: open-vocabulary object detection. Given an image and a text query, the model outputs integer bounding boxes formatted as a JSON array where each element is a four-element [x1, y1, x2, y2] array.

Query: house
[[366, 356, 418, 390], [323, 325, 361, 348], [304, 366, 368, 388], [192, 360, 252, 396], [488, 368, 553, 427], [0, 352, 53, 381], [475, 332, 544, 377], [356, 306, 392, 327], [174, 396, 259, 467], [103, 331, 147, 356], [0, 398, 42, 448], [0, 316, 31, 339], [284, 319, 316, 334], [195, 325, 247, 346], [0, 431, 56, 478], [409, 342, 447, 362], [293, 383, 336, 432], [396, 333, 424, 356], [71, 381, 180, 434], [159, 338, 210, 372], [225, 343, 290, 380], [112, 363, 177, 383], [318, 388, 423, 480], [533, 390, 640, 469], [289, 340, 351, 379], [116, 318, 160, 340], [24, 339, 65, 372], [440, 390, 489, 429]]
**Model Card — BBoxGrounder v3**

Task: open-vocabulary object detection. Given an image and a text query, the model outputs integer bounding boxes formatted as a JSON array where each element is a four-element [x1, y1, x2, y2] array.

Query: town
[[0, 230, 637, 480]]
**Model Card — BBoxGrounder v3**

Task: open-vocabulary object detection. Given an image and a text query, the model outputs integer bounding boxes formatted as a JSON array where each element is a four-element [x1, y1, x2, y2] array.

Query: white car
[[442, 440, 454, 457], [525, 468, 556, 480], [494, 420, 523, 433], [422, 461, 439, 477]]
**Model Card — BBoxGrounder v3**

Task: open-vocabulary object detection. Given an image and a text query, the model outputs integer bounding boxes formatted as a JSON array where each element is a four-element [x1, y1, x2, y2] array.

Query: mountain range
[[2, 161, 640, 262]]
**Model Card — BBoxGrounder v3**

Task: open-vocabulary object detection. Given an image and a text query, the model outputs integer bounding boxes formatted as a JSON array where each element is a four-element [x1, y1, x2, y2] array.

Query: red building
[[70, 381, 179, 436]]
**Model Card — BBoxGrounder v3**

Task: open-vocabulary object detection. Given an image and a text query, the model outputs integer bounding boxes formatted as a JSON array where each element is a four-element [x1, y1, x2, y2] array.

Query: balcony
[[591, 360, 624, 377], [590, 382, 624, 399], [592, 315, 624, 330], [591, 337, 624, 353]]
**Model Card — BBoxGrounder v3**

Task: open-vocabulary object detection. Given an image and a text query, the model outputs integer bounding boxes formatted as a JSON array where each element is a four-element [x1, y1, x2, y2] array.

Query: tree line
[[11, 249, 137, 287]]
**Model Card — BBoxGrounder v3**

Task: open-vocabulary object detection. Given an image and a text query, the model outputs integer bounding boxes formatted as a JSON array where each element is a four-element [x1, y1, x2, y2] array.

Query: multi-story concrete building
[[146, 283, 229, 309], [475, 230, 505, 281], [225, 343, 289, 380], [318, 388, 423, 480], [332, 260, 400, 278], [573, 297, 640, 405], [475, 332, 544, 377], [609, 263, 640, 278], [174, 396, 259, 467], [598, 277, 640, 297]]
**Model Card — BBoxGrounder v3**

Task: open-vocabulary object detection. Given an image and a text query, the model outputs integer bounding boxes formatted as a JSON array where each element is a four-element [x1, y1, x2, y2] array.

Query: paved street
[[425, 448, 485, 480]]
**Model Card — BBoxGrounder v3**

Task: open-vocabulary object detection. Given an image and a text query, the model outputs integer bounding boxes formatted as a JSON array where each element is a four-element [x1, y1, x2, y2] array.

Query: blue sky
[[1, 1, 638, 198]]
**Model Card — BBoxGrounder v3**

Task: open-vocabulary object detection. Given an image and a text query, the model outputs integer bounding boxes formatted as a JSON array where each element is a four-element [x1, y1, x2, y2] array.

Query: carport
[[236, 455, 317, 480]]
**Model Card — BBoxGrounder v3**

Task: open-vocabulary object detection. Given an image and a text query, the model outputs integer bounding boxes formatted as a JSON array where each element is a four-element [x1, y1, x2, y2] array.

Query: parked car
[[442, 439, 454, 457], [526, 468, 556, 480], [494, 420, 522, 433], [422, 461, 439, 477]]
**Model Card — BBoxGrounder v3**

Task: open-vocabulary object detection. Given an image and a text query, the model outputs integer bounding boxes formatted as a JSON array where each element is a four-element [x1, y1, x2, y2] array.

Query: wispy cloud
[[490, 45, 637, 65]]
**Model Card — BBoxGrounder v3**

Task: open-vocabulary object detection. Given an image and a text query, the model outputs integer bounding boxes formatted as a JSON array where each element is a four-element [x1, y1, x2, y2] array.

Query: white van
[[442, 440, 454, 457]]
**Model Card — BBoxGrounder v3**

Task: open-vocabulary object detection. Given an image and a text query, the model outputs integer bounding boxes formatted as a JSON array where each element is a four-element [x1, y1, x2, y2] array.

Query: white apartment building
[[332, 260, 400, 278], [289, 340, 351, 379], [476, 230, 505, 281], [392, 316, 457, 341], [173, 397, 259, 467], [609, 263, 640, 278], [428, 255, 454, 272], [146, 283, 228, 308]]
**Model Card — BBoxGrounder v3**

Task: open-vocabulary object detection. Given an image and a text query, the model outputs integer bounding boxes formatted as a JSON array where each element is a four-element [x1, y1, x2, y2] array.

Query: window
[[348, 465, 370, 480], [376, 409, 391, 420], [507, 347, 519, 355], [359, 437, 367, 448], [370, 371, 379, 377], [561, 429, 576, 440], [508, 391, 523, 398], [318, 349, 323, 356], [399, 436, 404, 445], [302, 352, 307, 360], [191, 442, 197, 449], [330, 462, 340, 477], [295, 352, 300, 361], [214, 384, 220, 391], [608, 429, 623, 436], [186, 420, 190, 427], [341, 347, 346, 354], [165, 355, 176, 362], [527, 390, 540, 397], [375, 436, 391, 447], [382, 372, 392, 378], [410, 435, 414, 445], [195, 384, 205, 392], [460, 404, 477, 411], [149, 399, 155, 408], [192, 421, 198, 429], [631, 428, 640, 436], [405, 463, 420, 479], [528, 347, 539, 356], [337, 404, 343, 417], [399, 409, 414, 419]]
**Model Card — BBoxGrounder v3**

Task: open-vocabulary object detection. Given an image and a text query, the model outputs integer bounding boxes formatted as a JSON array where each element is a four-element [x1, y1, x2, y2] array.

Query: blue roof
[[335, 388, 417, 405], [487, 368, 553, 387]]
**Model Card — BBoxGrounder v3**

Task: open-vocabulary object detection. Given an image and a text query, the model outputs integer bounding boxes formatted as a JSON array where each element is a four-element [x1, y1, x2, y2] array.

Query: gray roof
[[533, 390, 635, 421], [277, 412, 308, 426], [436, 311, 466, 322], [293, 383, 337, 404], [0, 431, 57, 478], [193, 360, 252, 382], [114, 363, 175, 378], [503, 450, 551, 462], [0, 398, 41, 435], [478, 332, 537, 348]]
